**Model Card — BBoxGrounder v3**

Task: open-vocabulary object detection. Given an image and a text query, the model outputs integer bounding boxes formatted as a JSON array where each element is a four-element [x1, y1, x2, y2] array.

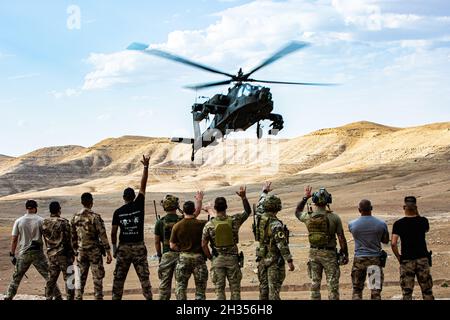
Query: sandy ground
[[1, 168, 449, 300]]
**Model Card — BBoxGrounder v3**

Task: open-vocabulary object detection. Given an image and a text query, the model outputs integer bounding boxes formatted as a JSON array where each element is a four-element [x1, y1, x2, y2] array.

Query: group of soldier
[[4, 155, 435, 300]]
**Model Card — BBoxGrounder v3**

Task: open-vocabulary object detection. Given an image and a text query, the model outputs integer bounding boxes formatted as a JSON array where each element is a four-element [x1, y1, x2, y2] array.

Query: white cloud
[[97, 114, 112, 121], [49, 88, 81, 99], [81, 0, 450, 91]]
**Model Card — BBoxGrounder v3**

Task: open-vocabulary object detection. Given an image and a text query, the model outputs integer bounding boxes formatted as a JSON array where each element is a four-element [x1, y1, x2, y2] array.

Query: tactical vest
[[306, 212, 330, 247], [162, 216, 182, 247], [211, 217, 234, 247]]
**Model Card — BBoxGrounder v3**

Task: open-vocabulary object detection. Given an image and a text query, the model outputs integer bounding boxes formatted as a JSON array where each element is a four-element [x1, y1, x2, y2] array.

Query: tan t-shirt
[[170, 218, 207, 254]]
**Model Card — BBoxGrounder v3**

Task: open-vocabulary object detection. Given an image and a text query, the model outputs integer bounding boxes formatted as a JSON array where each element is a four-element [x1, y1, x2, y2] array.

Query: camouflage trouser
[[76, 248, 105, 300], [112, 243, 153, 300], [211, 254, 242, 300], [46, 254, 75, 300], [5, 250, 62, 300], [400, 257, 434, 300], [307, 248, 340, 300], [158, 251, 179, 300], [257, 257, 286, 300], [351, 256, 384, 300], [175, 253, 208, 300]]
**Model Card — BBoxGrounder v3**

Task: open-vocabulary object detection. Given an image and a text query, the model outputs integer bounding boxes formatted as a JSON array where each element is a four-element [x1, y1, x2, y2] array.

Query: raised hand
[[262, 181, 273, 193], [304, 185, 312, 198], [236, 186, 247, 199], [141, 155, 150, 167], [195, 191, 204, 202]]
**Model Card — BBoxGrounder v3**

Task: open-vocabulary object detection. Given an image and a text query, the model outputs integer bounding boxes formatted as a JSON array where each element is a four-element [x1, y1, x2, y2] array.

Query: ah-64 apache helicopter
[[127, 41, 333, 161]]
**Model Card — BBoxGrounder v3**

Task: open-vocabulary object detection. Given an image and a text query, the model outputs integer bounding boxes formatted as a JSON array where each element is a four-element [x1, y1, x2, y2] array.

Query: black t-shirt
[[112, 193, 145, 243], [392, 216, 429, 260]]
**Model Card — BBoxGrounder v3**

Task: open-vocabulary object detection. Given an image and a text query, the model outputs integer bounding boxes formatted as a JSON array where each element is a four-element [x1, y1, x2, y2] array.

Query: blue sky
[[1, 0, 450, 157]]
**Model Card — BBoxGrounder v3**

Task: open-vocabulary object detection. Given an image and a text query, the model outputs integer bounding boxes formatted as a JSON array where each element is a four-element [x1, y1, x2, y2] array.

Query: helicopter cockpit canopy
[[237, 84, 262, 97]]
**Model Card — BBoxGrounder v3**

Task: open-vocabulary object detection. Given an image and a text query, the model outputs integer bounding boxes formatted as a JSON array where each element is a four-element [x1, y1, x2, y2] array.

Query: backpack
[[212, 217, 234, 247], [306, 212, 330, 247], [162, 216, 182, 247]]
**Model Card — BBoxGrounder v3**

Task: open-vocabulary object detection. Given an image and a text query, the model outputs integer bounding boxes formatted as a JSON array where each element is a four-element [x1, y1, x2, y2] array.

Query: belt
[[119, 241, 145, 246], [310, 246, 335, 251], [180, 252, 203, 257]]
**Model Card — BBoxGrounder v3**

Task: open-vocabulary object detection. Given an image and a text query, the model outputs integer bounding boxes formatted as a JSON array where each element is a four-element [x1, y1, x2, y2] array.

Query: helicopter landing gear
[[257, 122, 263, 139], [267, 113, 284, 135]]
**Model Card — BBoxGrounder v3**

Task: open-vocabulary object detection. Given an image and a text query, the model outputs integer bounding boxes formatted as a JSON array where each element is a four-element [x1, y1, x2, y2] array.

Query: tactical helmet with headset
[[311, 188, 332, 206]]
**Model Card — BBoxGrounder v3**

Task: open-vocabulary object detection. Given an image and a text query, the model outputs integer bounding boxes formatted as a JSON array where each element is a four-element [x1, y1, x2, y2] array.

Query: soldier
[[111, 155, 153, 300], [170, 193, 208, 300], [71, 193, 112, 300], [256, 182, 295, 300], [154, 195, 183, 300], [391, 196, 434, 300], [201, 186, 251, 300], [348, 199, 389, 300], [295, 186, 348, 300], [42, 201, 76, 300], [5, 200, 62, 300]]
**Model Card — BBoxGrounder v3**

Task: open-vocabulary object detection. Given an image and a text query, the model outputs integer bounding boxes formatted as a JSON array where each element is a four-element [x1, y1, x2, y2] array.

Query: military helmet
[[263, 195, 282, 213], [161, 194, 179, 211], [312, 188, 332, 205]]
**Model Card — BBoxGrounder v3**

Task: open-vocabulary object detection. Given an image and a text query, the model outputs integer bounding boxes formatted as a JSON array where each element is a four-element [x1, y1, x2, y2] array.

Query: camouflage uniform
[[296, 207, 343, 300], [5, 213, 62, 300], [202, 210, 249, 300], [6, 250, 62, 300], [154, 213, 182, 300], [351, 256, 384, 300], [42, 215, 75, 300], [71, 208, 110, 300], [256, 193, 292, 300], [400, 257, 434, 300], [112, 243, 152, 300], [175, 253, 209, 300]]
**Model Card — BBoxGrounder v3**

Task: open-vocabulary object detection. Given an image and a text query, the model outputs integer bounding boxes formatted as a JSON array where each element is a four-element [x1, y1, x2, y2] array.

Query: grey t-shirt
[[348, 216, 389, 257], [12, 213, 45, 255]]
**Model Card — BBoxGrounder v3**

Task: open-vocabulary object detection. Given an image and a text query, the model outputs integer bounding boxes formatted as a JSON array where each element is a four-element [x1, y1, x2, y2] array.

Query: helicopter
[[127, 41, 334, 161]]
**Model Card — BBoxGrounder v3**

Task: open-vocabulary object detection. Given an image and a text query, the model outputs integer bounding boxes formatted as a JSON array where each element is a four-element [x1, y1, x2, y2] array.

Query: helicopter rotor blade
[[247, 79, 336, 86], [244, 41, 311, 78], [185, 80, 233, 90], [127, 42, 235, 78]]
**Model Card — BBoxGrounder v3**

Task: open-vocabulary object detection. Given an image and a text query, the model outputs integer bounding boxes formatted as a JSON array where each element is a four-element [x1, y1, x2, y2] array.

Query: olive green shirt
[[296, 207, 343, 248]]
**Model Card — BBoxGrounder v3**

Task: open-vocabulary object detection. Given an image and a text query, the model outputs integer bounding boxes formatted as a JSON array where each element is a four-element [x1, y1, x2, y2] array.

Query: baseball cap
[[404, 196, 417, 204], [25, 200, 38, 209]]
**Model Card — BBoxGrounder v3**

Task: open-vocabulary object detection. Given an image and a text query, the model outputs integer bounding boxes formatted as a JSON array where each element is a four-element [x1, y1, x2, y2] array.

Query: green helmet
[[161, 195, 179, 211], [263, 195, 282, 213]]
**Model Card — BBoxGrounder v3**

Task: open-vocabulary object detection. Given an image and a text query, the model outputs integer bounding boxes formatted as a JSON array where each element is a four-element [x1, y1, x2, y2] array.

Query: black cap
[[404, 196, 417, 204], [25, 200, 38, 209], [49, 201, 61, 214]]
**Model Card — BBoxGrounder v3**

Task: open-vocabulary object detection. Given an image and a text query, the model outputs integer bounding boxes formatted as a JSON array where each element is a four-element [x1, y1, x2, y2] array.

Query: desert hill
[[0, 121, 449, 199]]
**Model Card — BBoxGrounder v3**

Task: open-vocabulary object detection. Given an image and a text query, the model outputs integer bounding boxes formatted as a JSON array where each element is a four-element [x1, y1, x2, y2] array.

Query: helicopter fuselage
[[192, 83, 283, 148]]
